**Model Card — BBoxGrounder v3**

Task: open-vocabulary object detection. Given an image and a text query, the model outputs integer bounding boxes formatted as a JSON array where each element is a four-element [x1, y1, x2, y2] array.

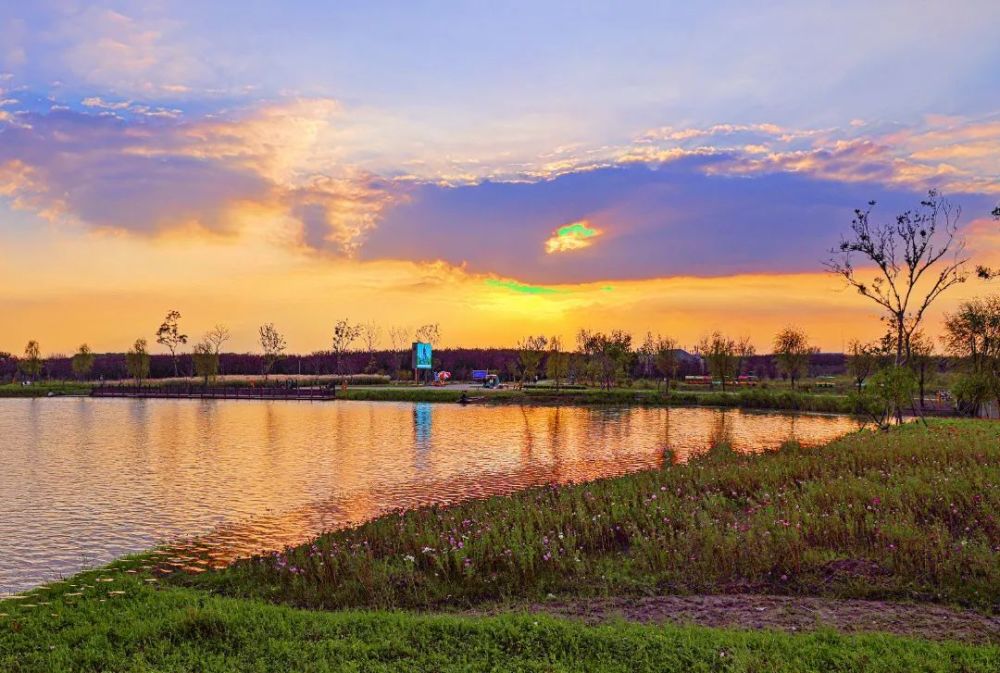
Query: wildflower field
[[189, 420, 999, 612]]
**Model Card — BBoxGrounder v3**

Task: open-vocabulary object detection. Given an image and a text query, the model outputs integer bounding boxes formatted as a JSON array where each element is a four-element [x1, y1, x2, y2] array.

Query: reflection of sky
[[0, 398, 861, 594]]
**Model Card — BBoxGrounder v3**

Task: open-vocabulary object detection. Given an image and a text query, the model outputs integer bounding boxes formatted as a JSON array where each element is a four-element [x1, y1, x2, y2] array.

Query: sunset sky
[[1, 1, 998, 355]]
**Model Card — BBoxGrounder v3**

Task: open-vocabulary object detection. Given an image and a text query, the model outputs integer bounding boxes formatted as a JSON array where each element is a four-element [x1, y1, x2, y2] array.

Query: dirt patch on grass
[[518, 595, 1000, 644]]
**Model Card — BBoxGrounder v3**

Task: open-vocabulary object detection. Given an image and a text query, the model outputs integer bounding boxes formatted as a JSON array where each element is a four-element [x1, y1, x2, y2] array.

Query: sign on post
[[412, 342, 433, 370]]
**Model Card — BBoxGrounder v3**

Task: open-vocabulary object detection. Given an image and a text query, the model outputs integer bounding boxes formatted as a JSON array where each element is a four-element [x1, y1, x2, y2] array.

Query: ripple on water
[[0, 398, 861, 594]]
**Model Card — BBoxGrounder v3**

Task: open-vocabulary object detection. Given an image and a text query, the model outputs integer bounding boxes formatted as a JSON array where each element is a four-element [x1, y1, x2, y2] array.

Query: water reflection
[[0, 398, 860, 594]]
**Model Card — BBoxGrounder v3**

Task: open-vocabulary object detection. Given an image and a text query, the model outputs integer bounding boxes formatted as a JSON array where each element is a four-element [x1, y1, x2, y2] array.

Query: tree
[[576, 329, 632, 389], [259, 323, 286, 379], [846, 339, 878, 392], [654, 336, 679, 391], [975, 205, 1000, 280], [772, 327, 816, 389], [359, 321, 382, 373], [191, 340, 219, 386], [943, 296, 1000, 415], [204, 324, 231, 374], [387, 325, 410, 379], [545, 336, 569, 390], [636, 332, 657, 380], [19, 340, 42, 381], [155, 310, 188, 377], [734, 337, 755, 379], [908, 330, 935, 409], [825, 191, 968, 366], [695, 332, 738, 391], [331, 319, 361, 375], [414, 323, 441, 346], [71, 344, 95, 380], [516, 335, 548, 386], [125, 338, 150, 385], [853, 365, 919, 430]]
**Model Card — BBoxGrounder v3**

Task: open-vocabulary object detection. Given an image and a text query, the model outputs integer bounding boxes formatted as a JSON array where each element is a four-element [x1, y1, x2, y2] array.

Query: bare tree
[[388, 325, 410, 379], [825, 190, 968, 365], [203, 324, 231, 375], [259, 323, 286, 379], [155, 310, 188, 377], [735, 337, 755, 379], [545, 336, 569, 390], [359, 321, 382, 373], [414, 323, 441, 346]]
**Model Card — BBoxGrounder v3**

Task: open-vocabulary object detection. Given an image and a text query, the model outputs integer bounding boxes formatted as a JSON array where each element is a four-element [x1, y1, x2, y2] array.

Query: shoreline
[[0, 381, 959, 417]]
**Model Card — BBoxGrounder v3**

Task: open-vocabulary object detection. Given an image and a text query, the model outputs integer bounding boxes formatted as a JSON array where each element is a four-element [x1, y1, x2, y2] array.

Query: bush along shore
[[2, 420, 999, 671]]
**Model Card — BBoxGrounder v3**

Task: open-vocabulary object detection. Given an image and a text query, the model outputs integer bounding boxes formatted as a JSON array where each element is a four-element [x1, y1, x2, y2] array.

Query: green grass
[[338, 385, 859, 413], [2, 566, 997, 672], [189, 420, 1000, 611], [0, 382, 92, 397]]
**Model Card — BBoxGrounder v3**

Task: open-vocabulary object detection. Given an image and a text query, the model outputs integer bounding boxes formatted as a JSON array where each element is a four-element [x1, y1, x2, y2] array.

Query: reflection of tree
[[708, 410, 733, 449], [519, 405, 535, 460], [661, 407, 679, 465]]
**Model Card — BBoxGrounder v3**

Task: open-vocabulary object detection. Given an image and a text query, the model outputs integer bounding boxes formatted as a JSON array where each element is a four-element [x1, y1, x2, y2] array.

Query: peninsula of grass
[[190, 420, 999, 612], [3, 420, 999, 671]]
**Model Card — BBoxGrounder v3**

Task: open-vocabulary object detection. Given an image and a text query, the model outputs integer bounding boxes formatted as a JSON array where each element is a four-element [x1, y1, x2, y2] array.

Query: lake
[[0, 397, 860, 594]]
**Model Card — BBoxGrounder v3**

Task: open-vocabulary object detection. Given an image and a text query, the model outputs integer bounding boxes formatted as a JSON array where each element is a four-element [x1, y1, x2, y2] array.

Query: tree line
[[3, 192, 997, 418]]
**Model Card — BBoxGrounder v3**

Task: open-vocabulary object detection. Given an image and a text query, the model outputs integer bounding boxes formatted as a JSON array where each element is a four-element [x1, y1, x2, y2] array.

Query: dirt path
[[516, 595, 1000, 644]]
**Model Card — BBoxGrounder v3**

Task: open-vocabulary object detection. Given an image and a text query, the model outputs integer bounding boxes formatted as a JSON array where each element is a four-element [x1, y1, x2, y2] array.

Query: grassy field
[[4, 566, 998, 672], [2, 420, 998, 671]]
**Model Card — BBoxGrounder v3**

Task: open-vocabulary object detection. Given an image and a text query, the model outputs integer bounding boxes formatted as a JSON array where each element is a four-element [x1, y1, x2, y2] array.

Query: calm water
[[0, 398, 860, 594]]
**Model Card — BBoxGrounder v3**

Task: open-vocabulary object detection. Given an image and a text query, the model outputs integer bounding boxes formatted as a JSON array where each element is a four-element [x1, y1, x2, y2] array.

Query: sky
[[1, 0, 998, 355]]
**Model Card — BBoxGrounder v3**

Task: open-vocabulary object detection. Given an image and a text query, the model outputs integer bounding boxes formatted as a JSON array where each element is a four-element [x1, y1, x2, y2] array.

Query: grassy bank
[[0, 382, 92, 397], [2, 563, 997, 672], [0, 380, 880, 415], [338, 385, 858, 413], [190, 420, 999, 611]]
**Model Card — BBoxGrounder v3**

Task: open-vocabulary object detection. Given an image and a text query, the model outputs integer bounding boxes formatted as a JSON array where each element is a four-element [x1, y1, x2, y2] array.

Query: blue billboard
[[412, 342, 433, 369]]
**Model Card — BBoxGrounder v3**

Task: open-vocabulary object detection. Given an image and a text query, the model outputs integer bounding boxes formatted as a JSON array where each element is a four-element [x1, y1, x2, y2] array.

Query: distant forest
[[0, 348, 859, 382]]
